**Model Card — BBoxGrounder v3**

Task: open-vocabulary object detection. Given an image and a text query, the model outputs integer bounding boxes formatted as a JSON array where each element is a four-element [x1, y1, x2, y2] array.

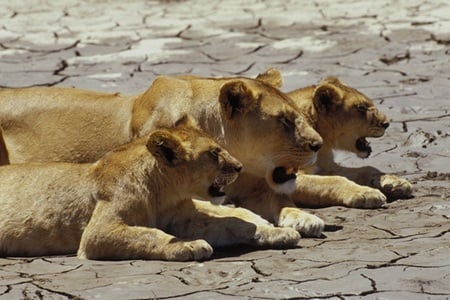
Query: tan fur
[[227, 70, 412, 232], [288, 76, 412, 204], [0, 120, 300, 260], [0, 75, 321, 185], [0, 73, 324, 238]]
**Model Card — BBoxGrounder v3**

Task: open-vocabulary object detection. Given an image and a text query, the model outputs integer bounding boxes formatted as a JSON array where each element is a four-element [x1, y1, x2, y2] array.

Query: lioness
[[287, 75, 412, 203], [0, 117, 300, 260], [0, 74, 325, 236], [225, 70, 412, 228]]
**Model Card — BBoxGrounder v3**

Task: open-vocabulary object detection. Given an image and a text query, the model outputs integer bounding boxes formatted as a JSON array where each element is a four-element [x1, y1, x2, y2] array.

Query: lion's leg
[[231, 192, 324, 238], [291, 173, 388, 209], [320, 164, 413, 200], [78, 203, 213, 261], [276, 197, 325, 238], [167, 200, 301, 248]]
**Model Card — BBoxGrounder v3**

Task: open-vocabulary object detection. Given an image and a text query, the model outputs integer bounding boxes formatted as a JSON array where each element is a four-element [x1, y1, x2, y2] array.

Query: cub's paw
[[380, 174, 413, 199], [343, 186, 387, 209], [253, 226, 301, 248], [165, 239, 213, 261], [278, 208, 325, 237]]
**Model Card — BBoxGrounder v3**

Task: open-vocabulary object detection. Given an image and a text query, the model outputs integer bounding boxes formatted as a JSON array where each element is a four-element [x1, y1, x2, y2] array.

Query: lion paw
[[380, 174, 413, 199], [253, 226, 301, 248], [254, 226, 300, 248], [166, 239, 213, 261], [344, 186, 387, 208], [278, 208, 325, 237]]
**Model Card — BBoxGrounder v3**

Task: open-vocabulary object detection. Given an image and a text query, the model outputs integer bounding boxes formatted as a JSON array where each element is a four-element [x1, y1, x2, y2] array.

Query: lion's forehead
[[182, 136, 221, 155], [259, 94, 300, 117], [342, 86, 375, 107]]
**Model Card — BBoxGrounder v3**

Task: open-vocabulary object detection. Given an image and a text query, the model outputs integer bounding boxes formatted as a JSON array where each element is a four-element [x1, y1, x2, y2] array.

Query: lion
[[0, 74, 325, 237], [287, 75, 413, 203], [0, 117, 301, 261], [224, 69, 412, 231]]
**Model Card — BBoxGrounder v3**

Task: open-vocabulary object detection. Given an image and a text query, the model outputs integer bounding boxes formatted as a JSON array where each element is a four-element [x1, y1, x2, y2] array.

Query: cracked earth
[[0, 0, 449, 299]]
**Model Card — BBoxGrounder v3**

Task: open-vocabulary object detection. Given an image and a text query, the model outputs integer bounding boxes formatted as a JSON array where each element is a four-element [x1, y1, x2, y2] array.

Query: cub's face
[[339, 91, 390, 158], [184, 133, 243, 205], [219, 79, 323, 194], [308, 77, 390, 158], [147, 121, 242, 205]]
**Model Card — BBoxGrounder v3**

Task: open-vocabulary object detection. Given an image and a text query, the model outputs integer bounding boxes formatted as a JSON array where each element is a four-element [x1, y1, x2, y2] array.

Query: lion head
[[217, 78, 323, 194], [287, 76, 389, 160], [147, 115, 242, 205], [133, 73, 323, 196], [257, 69, 390, 160]]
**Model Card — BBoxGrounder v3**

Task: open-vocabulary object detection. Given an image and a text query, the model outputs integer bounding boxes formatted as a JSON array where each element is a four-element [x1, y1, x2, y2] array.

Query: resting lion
[[225, 69, 412, 229], [0, 73, 325, 237], [0, 117, 300, 260]]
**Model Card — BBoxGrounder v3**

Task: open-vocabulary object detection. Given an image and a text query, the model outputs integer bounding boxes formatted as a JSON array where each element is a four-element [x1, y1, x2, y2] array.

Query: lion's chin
[[210, 195, 226, 205], [265, 167, 297, 195], [207, 184, 226, 204], [355, 137, 372, 159]]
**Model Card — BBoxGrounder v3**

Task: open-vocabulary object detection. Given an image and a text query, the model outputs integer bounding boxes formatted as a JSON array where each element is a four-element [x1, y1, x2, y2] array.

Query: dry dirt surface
[[0, 1, 449, 299]]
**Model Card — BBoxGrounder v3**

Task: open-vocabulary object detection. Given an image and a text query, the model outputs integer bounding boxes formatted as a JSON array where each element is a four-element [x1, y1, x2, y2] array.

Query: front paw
[[253, 226, 301, 248], [278, 208, 324, 237], [343, 186, 387, 208], [165, 239, 213, 261], [380, 174, 413, 199]]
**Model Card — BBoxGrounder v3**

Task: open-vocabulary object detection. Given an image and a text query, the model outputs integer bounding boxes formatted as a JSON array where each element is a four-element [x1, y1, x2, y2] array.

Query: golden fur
[[0, 119, 300, 260], [225, 70, 412, 233], [0, 73, 325, 237], [288, 76, 412, 203], [0, 75, 322, 182]]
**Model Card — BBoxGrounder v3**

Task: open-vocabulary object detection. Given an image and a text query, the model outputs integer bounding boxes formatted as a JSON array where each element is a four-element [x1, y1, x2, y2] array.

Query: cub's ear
[[313, 80, 344, 114], [219, 80, 259, 120], [146, 130, 187, 166], [321, 76, 343, 86], [174, 114, 199, 129], [256, 67, 283, 89]]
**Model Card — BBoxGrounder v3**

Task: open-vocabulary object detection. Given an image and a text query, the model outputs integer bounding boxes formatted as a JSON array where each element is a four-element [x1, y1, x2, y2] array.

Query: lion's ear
[[321, 76, 343, 86], [256, 67, 283, 89], [313, 80, 344, 114], [146, 130, 187, 166], [219, 80, 259, 120]]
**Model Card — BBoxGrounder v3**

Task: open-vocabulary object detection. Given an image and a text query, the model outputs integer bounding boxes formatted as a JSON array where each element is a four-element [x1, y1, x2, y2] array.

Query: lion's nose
[[309, 141, 323, 152], [381, 121, 390, 129], [234, 163, 243, 173]]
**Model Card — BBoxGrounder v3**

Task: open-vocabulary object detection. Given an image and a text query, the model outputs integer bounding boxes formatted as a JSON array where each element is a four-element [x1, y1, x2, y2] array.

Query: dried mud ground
[[0, 1, 449, 299]]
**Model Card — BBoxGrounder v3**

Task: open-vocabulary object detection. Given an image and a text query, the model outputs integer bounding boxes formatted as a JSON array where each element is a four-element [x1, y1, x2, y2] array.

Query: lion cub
[[0, 117, 300, 261], [287, 76, 412, 204]]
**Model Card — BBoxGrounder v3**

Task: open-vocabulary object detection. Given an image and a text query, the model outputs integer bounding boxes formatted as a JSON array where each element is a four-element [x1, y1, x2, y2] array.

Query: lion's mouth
[[208, 184, 226, 198], [272, 167, 297, 184], [356, 137, 372, 158], [208, 173, 239, 198]]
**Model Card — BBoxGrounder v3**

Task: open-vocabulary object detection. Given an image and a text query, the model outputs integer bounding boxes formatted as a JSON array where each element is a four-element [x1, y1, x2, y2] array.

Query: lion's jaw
[[221, 106, 322, 194], [195, 144, 243, 205], [329, 122, 388, 159]]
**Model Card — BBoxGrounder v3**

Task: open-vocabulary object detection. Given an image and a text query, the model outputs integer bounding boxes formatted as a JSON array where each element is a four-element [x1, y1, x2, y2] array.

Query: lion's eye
[[209, 147, 221, 158], [279, 116, 294, 129], [356, 104, 368, 113]]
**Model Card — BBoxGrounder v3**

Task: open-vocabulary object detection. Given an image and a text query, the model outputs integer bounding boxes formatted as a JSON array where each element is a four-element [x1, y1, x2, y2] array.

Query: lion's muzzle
[[208, 152, 242, 203]]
